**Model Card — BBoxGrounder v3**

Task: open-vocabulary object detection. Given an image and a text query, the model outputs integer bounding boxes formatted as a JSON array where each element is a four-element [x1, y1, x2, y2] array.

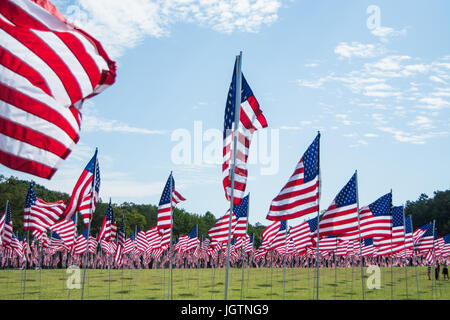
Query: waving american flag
[[0, 0, 116, 179], [267, 133, 320, 221], [222, 57, 267, 206], [63, 149, 100, 227], [319, 172, 358, 238], [156, 172, 185, 230]]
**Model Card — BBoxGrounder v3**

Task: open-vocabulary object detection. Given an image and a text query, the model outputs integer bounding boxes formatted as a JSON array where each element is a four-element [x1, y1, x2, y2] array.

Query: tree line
[[0, 175, 448, 245]]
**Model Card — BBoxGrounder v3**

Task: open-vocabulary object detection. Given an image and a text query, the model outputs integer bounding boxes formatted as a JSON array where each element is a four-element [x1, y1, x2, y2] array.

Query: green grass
[[0, 266, 448, 300]]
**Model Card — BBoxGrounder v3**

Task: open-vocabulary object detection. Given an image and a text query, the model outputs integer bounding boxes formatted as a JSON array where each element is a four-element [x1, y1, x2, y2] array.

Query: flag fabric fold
[[0, 0, 116, 179], [222, 58, 267, 206]]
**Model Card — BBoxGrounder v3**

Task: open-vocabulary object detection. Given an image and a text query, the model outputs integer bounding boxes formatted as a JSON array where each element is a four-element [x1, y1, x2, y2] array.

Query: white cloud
[[334, 42, 385, 59], [429, 75, 447, 84], [62, 0, 282, 58], [418, 97, 450, 110], [370, 26, 407, 41], [363, 133, 378, 138], [81, 102, 166, 135], [304, 63, 319, 68], [407, 116, 434, 130]]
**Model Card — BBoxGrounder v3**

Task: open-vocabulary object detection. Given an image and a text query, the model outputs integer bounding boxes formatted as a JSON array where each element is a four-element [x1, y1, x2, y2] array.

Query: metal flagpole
[[315, 131, 321, 300], [355, 170, 365, 300], [240, 194, 250, 300], [246, 233, 254, 297], [81, 147, 98, 300], [282, 221, 288, 300], [401, 206, 409, 300], [431, 219, 436, 300], [410, 217, 420, 299], [225, 51, 243, 300], [168, 171, 174, 300]]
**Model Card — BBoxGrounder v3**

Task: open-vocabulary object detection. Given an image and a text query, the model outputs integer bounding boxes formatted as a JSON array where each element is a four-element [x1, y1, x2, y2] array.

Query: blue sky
[[3, 0, 450, 228]]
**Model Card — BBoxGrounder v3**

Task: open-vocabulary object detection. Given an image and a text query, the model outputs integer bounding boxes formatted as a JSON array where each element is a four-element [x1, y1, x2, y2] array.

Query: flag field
[[0, 267, 447, 300]]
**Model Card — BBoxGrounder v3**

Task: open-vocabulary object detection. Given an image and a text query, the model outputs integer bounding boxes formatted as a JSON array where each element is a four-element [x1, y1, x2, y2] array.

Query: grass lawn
[[0, 266, 448, 300]]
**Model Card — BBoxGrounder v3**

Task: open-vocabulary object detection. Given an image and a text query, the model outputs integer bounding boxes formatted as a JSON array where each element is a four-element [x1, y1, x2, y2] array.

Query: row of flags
[[0, 1, 447, 279]]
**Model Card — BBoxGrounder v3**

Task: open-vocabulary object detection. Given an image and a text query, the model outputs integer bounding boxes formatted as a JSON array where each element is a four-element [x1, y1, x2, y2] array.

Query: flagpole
[[355, 170, 365, 300], [431, 219, 436, 300], [246, 233, 254, 296], [401, 206, 408, 300], [225, 51, 243, 300], [81, 147, 98, 300], [411, 216, 420, 299], [315, 131, 321, 300], [168, 171, 174, 300], [240, 194, 250, 300], [282, 221, 288, 300], [389, 190, 394, 300]]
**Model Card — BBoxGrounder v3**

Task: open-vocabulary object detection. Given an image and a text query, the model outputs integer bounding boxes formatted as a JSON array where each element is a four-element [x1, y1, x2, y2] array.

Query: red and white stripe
[[222, 86, 267, 206], [0, 0, 116, 179], [207, 212, 237, 244], [156, 189, 186, 230], [146, 227, 161, 250], [289, 221, 314, 252], [24, 198, 65, 233], [266, 138, 320, 221], [319, 200, 358, 237], [50, 218, 76, 249], [73, 234, 87, 255], [357, 205, 392, 239]]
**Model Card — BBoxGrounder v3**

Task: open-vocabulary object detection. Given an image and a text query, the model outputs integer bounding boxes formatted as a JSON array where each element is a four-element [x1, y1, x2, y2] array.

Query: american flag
[[374, 205, 405, 255], [361, 238, 376, 257], [201, 238, 211, 258], [146, 227, 161, 250], [158, 228, 171, 248], [114, 219, 124, 267], [97, 199, 113, 241], [415, 222, 435, 252], [207, 211, 237, 244], [336, 240, 349, 257], [222, 57, 268, 206], [63, 149, 100, 226], [123, 234, 134, 255], [268, 221, 288, 251], [135, 227, 148, 253], [314, 235, 339, 253], [234, 194, 249, 237], [442, 234, 450, 257], [0, 0, 116, 179], [74, 227, 88, 255], [10, 234, 24, 260], [24, 183, 66, 234], [117, 216, 125, 247], [50, 214, 77, 249], [0, 201, 13, 247], [156, 173, 185, 230], [319, 172, 358, 237], [404, 215, 414, 250], [259, 221, 281, 251], [413, 222, 431, 247], [244, 234, 254, 254], [290, 216, 317, 252], [49, 231, 65, 251], [267, 133, 320, 221], [100, 239, 111, 254], [87, 235, 98, 254], [351, 192, 392, 240], [178, 225, 199, 252]]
